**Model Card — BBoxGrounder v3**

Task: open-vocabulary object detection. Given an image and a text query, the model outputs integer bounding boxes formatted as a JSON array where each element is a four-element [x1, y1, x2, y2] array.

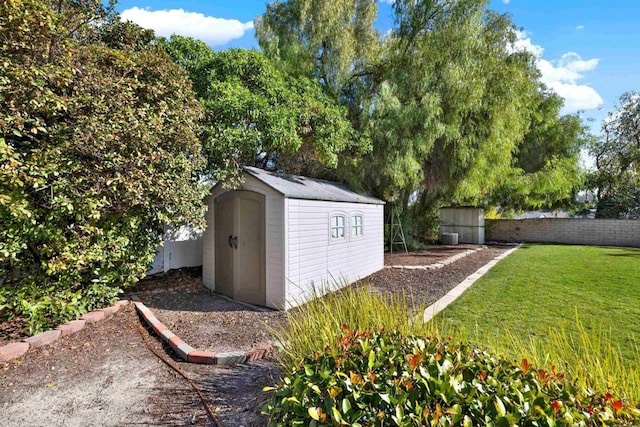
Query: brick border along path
[[0, 300, 130, 363], [1, 298, 272, 366], [133, 300, 272, 365]]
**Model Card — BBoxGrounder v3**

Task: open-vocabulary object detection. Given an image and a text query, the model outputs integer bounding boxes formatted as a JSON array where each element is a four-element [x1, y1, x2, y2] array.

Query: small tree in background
[[589, 92, 640, 219], [0, 0, 206, 333]]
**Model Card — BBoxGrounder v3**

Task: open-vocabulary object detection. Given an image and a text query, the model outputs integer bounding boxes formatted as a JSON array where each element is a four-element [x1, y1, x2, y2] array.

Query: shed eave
[[282, 195, 385, 205], [243, 166, 385, 205]]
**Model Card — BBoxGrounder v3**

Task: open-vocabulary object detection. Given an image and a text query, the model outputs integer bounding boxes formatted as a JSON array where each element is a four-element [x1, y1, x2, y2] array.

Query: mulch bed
[[372, 246, 509, 308], [1, 244, 512, 426], [384, 244, 482, 266], [128, 245, 503, 354], [0, 317, 29, 348], [131, 269, 288, 353]]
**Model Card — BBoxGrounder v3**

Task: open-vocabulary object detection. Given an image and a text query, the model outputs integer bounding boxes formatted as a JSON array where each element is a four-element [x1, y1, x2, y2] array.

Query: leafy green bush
[[1, 1, 205, 333], [407, 203, 440, 246], [0, 282, 120, 335], [428, 315, 640, 405], [263, 327, 640, 426]]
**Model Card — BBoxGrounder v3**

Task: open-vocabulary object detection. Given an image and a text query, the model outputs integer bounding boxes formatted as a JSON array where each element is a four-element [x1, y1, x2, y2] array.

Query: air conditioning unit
[[441, 232, 458, 245]]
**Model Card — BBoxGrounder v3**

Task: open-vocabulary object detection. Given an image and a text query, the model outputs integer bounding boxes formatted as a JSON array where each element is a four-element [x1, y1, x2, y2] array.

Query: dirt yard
[[0, 244, 511, 426]]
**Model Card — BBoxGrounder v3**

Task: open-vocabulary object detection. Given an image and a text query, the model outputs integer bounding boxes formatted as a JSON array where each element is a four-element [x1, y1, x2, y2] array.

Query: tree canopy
[[256, 0, 381, 100], [0, 0, 206, 332], [256, 0, 590, 228], [589, 92, 640, 218], [160, 36, 368, 185], [489, 89, 590, 213]]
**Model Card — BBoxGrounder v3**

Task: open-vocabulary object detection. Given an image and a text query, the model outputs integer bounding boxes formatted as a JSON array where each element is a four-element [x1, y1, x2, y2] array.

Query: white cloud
[[549, 82, 603, 112], [576, 25, 584, 30], [121, 7, 253, 46], [503, 0, 511, 4], [512, 34, 544, 57], [512, 31, 603, 114], [558, 52, 599, 73]]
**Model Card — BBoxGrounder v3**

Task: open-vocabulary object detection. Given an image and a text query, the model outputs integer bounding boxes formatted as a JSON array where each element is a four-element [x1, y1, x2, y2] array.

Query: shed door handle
[[228, 235, 238, 249]]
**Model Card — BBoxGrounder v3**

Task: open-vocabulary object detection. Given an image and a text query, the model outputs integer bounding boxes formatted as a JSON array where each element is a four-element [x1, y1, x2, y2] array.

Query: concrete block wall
[[486, 218, 640, 248]]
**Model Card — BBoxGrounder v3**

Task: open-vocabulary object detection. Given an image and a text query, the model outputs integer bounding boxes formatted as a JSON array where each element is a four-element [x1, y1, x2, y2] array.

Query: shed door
[[214, 191, 266, 306], [214, 192, 234, 297], [234, 191, 266, 305]]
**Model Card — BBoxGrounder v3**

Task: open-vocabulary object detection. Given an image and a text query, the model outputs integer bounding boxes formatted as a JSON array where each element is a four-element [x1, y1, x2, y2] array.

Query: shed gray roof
[[244, 166, 385, 205]]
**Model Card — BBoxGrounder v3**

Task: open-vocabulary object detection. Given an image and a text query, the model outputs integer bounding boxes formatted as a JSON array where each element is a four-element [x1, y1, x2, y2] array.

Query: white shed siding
[[202, 176, 286, 309], [202, 195, 215, 285], [285, 199, 384, 307]]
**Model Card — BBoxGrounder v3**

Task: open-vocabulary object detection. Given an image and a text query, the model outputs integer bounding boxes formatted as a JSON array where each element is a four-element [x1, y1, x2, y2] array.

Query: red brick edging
[[132, 300, 272, 365], [0, 300, 130, 363]]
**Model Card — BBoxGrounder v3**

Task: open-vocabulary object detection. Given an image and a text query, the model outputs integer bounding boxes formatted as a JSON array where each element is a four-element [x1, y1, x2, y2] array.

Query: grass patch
[[432, 244, 640, 402]]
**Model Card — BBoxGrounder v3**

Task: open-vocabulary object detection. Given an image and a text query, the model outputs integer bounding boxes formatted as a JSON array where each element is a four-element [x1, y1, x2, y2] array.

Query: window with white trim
[[351, 214, 363, 237], [330, 215, 345, 239]]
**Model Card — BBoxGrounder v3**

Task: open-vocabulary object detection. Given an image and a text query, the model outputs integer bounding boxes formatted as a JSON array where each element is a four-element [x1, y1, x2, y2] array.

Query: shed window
[[352, 214, 363, 237], [330, 215, 345, 239]]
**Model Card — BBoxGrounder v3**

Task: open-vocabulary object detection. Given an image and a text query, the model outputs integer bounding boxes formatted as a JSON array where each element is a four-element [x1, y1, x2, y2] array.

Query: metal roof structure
[[244, 166, 385, 205]]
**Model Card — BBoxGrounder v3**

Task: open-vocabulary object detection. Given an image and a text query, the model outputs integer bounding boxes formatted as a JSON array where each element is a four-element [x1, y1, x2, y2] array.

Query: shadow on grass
[[513, 243, 640, 257], [602, 247, 640, 259]]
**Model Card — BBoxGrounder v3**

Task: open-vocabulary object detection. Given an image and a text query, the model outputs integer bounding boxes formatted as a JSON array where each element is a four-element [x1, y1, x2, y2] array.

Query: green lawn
[[435, 244, 640, 363], [433, 244, 640, 401]]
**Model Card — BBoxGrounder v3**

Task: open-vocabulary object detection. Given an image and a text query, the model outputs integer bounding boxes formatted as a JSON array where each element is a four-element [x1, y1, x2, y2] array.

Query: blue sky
[[115, 0, 640, 135]]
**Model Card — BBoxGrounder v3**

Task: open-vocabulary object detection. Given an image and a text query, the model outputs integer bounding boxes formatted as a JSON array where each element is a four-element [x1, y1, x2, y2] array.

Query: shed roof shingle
[[244, 166, 385, 205]]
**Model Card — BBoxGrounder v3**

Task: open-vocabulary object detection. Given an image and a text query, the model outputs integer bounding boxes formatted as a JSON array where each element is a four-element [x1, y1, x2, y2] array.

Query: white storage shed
[[202, 167, 385, 309]]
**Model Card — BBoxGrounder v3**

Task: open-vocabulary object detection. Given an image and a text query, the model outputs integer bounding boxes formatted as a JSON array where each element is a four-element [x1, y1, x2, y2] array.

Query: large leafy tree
[[161, 36, 368, 185], [256, 0, 381, 100], [0, 0, 206, 332], [256, 0, 382, 161], [589, 92, 640, 218], [374, 3, 540, 207], [256, 0, 589, 229], [490, 89, 590, 213]]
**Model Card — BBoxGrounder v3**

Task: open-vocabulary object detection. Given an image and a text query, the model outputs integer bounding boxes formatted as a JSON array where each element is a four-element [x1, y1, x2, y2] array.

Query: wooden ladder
[[388, 206, 408, 254]]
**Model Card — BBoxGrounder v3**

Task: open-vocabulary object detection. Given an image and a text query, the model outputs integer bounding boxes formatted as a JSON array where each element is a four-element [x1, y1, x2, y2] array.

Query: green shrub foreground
[[263, 327, 640, 426]]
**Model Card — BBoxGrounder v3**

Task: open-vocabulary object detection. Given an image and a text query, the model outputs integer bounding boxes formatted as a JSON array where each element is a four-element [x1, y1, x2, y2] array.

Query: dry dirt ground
[[0, 245, 511, 426]]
